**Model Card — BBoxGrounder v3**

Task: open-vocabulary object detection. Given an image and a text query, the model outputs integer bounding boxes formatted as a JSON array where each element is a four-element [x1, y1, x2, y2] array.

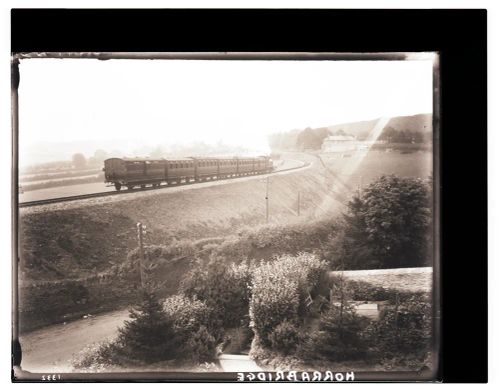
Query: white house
[[321, 135, 357, 153]]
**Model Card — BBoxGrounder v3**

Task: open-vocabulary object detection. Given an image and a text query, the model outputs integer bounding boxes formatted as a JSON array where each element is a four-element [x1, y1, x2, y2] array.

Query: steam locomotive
[[103, 156, 273, 190]]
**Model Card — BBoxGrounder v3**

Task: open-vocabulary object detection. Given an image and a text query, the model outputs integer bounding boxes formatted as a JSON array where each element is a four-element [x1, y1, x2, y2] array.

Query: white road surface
[[218, 354, 263, 372], [18, 309, 130, 373]]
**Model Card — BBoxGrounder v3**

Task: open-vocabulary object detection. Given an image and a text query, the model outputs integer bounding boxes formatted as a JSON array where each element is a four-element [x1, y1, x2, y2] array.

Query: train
[[103, 156, 273, 190]]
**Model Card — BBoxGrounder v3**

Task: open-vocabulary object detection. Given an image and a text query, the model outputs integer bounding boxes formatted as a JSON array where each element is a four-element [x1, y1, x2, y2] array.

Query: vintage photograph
[[13, 52, 438, 381]]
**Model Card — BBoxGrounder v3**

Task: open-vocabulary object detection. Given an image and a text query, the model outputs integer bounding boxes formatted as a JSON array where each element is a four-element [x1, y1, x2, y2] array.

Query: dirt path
[[218, 354, 263, 372], [18, 308, 130, 373]]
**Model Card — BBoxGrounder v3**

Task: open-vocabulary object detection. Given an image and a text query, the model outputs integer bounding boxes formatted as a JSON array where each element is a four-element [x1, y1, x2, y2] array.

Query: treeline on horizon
[[20, 142, 252, 175], [268, 114, 433, 151]]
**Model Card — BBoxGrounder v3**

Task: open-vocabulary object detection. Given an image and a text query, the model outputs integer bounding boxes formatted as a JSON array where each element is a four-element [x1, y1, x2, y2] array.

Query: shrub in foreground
[[183, 325, 217, 361], [268, 320, 301, 355], [366, 294, 432, 359], [116, 289, 181, 363], [305, 303, 369, 361], [180, 257, 253, 332], [249, 253, 327, 346], [163, 294, 217, 361], [74, 289, 181, 369]]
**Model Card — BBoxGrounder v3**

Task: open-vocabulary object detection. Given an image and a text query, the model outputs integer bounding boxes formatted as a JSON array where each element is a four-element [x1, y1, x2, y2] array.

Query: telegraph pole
[[265, 176, 269, 223], [136, 222, 145, 288], [297, 191, 301, 216], [357, 175, 363, 197]]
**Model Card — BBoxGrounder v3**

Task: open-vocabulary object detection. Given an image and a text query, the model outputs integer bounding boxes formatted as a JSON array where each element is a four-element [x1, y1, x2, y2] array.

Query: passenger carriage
[[103, 155, 273, 190]]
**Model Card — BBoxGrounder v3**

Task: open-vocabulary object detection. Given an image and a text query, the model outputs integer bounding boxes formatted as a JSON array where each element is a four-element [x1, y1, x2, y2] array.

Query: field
[[19, 168, 103, 192], [17, 150, 433, 331]]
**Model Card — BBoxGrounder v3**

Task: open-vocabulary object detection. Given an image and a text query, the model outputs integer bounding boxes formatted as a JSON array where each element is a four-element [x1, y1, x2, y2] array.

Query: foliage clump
[[163, 294, 217, 361], [115, 289, 181, 363], [308, 303, 369, 361], [327, 175, 432, 269], [180, 257, 254, 334], [268, 320, 301, 354], [249, 253, 327, 347], [366, 294, 432, 359]]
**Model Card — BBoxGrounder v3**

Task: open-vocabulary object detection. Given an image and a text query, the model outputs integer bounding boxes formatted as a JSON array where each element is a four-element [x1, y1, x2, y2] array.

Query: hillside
[[327, 113, 432, 139], [270, 113, 432, 151]]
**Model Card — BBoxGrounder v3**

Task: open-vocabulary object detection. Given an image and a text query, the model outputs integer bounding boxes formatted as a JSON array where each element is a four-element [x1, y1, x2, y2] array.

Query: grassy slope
[[19, 153, 323, 281]]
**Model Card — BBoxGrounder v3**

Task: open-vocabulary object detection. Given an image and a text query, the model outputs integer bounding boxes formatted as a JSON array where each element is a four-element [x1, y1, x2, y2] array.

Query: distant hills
[[268, 113, 432, 151], [326, 113, 432, 139]]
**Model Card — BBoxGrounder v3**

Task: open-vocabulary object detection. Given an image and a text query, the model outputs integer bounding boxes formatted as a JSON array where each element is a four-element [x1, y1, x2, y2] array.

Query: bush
[[249, 335, 304, 371], [332, 175, 432, 269], [116, 289, 181, 363], [183, 325, 217, 362], [163, 294, 212, 334], [74, 288, 183, 368], [163, 294, 218, 361], [249, 253, 327, 346], [366, 294, 432, 358], [309, 302, 370, 361], [72, 340, 124, 372], [268, 320, 301, 355], [329, 275, 431, 303], [180, 257, 253, 332]]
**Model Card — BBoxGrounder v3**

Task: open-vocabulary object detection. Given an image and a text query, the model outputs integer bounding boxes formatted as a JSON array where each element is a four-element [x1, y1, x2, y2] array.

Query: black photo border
[[11, 8, 487, 383]]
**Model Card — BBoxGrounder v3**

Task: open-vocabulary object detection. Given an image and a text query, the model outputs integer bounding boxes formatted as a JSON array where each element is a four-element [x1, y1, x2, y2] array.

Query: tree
[[314, 301, 368, 360], [249, 253, 327, 346], [72, 153, 87, 169], [180, 257, 253, 334], [296, 127, 329, 150], [93, 149, 108, 163], [332, 129, 347, 136], [116, 288, 180, 363], [150, 146, 166, 159], [341, 175, 432, 269]]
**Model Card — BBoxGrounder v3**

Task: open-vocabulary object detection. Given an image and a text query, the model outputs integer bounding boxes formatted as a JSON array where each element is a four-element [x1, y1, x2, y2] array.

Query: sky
[[18, 56, 434, 164]]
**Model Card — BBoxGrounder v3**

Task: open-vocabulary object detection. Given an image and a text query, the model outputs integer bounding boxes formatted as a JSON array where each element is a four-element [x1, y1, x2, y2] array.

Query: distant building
[[322, 134, 357, 153]]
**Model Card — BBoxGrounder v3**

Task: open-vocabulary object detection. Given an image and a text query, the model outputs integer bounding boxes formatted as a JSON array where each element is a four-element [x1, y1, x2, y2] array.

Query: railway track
[[19, 160, 310, 208]]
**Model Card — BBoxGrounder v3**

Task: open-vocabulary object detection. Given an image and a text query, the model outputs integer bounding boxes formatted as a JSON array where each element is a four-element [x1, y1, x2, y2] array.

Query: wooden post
[[137, 222, 145, 288], [265, 176, 269, 223], [394, 292, 400, 346], [297, 191, 301, 216]]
